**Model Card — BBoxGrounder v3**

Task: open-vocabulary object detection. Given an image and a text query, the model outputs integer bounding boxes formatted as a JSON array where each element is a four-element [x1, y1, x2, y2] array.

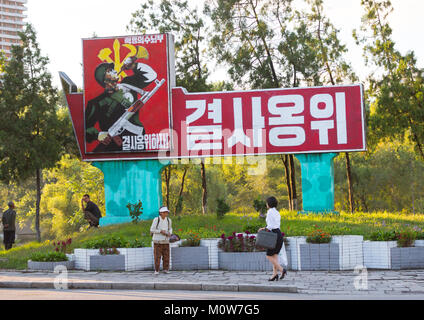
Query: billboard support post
[[92, 159, 170, 226], [295, 153, 339, 215]]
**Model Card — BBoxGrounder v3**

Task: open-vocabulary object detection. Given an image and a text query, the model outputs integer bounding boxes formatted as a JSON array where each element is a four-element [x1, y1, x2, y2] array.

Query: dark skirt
[[266, 228, 283, 256]]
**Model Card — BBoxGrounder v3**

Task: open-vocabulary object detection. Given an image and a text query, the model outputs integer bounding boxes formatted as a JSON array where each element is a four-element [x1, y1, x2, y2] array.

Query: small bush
[[99, 247, 120, 255], [29, 251, 68, 262], [397, 230, 416, 247], [218, 232, 262, 252], [306, 226, 332, 244], [216, 198, 230, 220], [126, 238, 146, 248], [253, 198, 267, 220], [369, 230, 398, 241], [82, 235, 128, 249], [180, 232, 201, 247], [126, 201, 143, 224]]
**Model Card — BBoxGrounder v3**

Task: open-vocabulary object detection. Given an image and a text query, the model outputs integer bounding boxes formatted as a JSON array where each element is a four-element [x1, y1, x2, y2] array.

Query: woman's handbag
[[255, 229, 278, 249]]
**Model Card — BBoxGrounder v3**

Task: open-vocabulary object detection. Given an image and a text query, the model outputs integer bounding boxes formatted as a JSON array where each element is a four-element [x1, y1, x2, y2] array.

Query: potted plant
[[363, 230, 398, 269], [171, 232, 209, 270], [217, 232, 271, 271], [120, 238, 154, 271], [90, 247, 125, 271], [391, 229, 424, 269], [299, 227, 339, 271], [75, 235, 128, 271], [28, 239, 75, 271]]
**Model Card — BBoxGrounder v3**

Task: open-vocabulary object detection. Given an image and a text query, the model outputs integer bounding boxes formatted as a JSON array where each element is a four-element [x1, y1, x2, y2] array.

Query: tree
[[0, 24, 63, 242], [354, 0, 424, 160]]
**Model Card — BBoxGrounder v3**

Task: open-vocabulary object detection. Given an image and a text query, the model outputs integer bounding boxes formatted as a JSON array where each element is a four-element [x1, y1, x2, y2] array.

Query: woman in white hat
[[150, 206, 173, 275]]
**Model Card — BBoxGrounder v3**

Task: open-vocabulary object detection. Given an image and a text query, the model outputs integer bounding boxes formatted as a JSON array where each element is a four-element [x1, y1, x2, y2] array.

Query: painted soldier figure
[[85, 56, 157, 153]]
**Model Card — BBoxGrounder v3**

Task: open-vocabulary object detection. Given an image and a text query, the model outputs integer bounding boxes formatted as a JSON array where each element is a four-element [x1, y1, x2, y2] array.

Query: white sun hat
[[159, 206, 169, 213]]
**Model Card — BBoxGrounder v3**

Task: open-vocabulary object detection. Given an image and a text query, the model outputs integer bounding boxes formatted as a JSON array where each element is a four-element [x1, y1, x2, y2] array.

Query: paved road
[[0, 289, 423, 300], [1, 269, 424, 296]]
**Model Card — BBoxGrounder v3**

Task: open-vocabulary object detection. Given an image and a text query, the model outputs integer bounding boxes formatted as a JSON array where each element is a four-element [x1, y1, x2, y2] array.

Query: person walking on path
[[2, 201, 16, 250], [150, 206, 172, 275], [81, 194, 102, 228], [258, 196, 287, 281]]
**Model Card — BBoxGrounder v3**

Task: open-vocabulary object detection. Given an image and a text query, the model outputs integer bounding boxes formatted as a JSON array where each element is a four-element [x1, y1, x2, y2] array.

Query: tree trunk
[[176, 167, 188, 215], [281, 155, 293, 210], [289, 154, 298, 211], [35, 168, 42, 243], [200, 160, 207, 215], [345, 152, 354, 213], [164, 166, 171, 209]]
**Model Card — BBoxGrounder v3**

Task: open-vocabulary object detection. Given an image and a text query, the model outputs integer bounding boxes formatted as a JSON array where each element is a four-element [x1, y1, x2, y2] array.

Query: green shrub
[[397, 230, 416, 247], [216, 198, 230, 220], [82, 235, 128, 249], [126, 201, 143, 224], [29, 251, 68, 262], [306, 226, 332, 244], [253, 198, 267, 219], [180, 232, 201, 247], [369, 230, 398, 241], [99, 248, 120, 255], [126, 238, 146, 248]]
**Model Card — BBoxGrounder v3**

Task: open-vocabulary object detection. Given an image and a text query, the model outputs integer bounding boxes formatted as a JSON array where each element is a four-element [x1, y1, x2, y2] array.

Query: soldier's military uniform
[[85, 61, 157, 153]]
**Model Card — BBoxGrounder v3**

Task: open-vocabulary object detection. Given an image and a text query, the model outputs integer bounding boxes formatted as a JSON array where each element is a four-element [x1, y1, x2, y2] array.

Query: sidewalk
[[1, 269, 424, 295]]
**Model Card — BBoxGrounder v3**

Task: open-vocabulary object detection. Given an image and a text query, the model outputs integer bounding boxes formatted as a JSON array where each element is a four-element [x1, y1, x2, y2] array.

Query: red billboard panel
[[167, 84, 366, 159], [82, 34, 174, 155]]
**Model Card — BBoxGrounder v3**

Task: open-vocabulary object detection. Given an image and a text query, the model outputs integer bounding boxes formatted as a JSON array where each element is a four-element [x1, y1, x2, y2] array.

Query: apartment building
[[0, 0, 27, 58]]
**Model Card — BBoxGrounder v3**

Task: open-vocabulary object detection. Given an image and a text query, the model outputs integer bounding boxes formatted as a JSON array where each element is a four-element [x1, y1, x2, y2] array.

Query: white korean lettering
[[336, 92, 348, 144], [311, 120, 334, 145], [268, 95, 304, 125], [269, 127, 305, 147], [187, 125, 222, 151], [228, 98, 251, 148], [186, 100, 206, 125], [252, 97, 265, 148], [208, 99, 222, 124]]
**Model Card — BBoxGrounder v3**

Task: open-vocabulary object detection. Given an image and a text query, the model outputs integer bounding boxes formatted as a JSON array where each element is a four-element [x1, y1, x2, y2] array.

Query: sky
[[27, 0, 424, 90]]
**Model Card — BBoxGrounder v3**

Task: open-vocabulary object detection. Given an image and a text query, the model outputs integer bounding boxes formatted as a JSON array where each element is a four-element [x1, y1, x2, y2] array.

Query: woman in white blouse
[[258, 196, 286, 281]]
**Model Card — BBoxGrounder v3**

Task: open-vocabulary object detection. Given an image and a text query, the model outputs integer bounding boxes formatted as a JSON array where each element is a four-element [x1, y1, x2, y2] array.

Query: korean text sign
[[169, 84, 366, 159]]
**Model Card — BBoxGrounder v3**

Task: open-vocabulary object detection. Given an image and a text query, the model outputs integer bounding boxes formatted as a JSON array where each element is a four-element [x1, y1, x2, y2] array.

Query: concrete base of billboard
[[94, 159, 170, 227], [296, 153, 338, 214]]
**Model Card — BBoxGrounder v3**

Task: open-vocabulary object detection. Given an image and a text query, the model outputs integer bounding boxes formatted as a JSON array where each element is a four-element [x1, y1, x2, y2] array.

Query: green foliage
[[126, 238, 146, 248], [180, 232, 201, 247], [81, 236, 128, 249], [216, 198, 230, 220], [29, 251, 67, 262], [306, 226, 332, 244], [369, 230, 398, 241], [126, 200, 143, 224], [253, 198, 267, 219], [99, 248, 120, 255], [397, 230, 417, 248]]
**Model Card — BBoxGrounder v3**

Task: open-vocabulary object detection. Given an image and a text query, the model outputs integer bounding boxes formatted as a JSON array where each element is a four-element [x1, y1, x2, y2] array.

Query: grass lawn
[[0, 210, 423, 270]]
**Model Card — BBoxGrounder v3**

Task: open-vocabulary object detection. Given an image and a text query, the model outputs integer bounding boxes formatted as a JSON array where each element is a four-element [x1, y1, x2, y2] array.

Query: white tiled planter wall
[[415, 240, 424, 247], [200, 239, 220, 270], [74, 249, 101, 271], [332, 235, 364, 270], [119, 248, 154, 271], [286, 236, 363, 271], [363, 241, 397, 269]]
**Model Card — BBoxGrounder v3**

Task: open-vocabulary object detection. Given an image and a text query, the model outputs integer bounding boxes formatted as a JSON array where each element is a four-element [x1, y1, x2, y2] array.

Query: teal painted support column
[[295, 153, 339, 214], [92, 160, 170, 226]]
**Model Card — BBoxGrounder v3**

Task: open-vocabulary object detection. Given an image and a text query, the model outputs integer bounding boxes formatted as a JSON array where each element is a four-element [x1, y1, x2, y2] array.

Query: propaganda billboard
[[82, 34, 175, 155], [169, 84, 366, 159]]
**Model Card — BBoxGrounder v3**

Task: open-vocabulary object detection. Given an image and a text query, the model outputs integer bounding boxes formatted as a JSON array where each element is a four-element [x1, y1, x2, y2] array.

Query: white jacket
[[150, 216, 173, 244]]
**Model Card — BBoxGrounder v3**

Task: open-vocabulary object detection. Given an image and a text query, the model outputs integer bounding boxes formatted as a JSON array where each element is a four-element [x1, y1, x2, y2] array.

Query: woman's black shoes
[[268, 274, 279, 281], [280, 269, 287, 280]]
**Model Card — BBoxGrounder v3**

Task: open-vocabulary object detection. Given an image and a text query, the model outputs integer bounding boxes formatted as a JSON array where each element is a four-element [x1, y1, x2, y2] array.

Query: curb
[[0, 281, 298, 293]]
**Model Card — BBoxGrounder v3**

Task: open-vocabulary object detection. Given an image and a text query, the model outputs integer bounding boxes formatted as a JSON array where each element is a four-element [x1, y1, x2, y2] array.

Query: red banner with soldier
[[82, 35, 173, 155]]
